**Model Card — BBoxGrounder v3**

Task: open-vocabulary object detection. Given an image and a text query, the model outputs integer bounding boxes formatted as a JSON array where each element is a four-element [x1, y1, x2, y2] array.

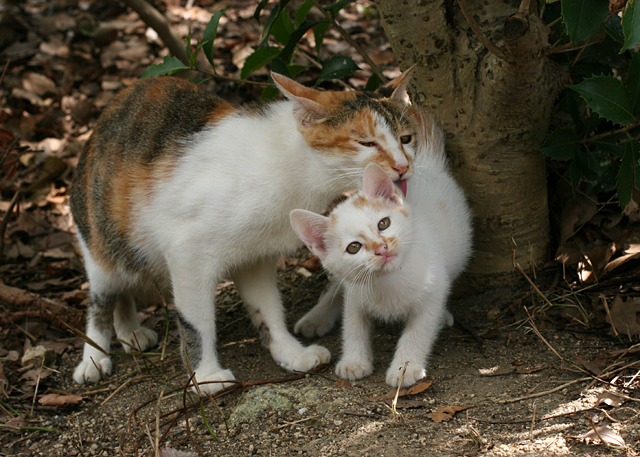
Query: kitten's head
[[272, 68, 418, 187], [291, 163, 410, 282]]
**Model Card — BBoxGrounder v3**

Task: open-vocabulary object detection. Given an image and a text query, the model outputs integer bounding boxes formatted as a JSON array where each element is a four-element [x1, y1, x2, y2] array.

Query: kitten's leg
[[294, 279, 343, 338], [232, 258, 330, 372], [114, 293, 158, 353], [73, 290, 117, 384], [335, 294, 374, 380], [386, 291, 448, 388], [170, 261, 235, 395]]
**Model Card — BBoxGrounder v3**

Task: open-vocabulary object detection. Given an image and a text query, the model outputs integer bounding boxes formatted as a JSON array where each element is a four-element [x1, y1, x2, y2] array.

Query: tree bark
[[376, 0, 564, 276]]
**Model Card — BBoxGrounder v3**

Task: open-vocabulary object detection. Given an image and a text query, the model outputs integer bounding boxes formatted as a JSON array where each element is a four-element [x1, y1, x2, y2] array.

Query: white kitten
[[291, 116, 472, 387]]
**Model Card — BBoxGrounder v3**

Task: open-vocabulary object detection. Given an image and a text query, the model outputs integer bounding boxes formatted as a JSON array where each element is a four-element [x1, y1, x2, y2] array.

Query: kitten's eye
[[378, 217, 391, 231], [400, 135, 412, 144], [346, 242, 362, 254], [358, 141, 377, 148]]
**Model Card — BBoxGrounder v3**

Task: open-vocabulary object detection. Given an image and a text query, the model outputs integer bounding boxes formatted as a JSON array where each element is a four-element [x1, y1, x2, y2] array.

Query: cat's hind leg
[[73, 289, 117, 384], [233, 258, 330, 373], [294, 279, 343, 338], [114, 293, 158, 353]]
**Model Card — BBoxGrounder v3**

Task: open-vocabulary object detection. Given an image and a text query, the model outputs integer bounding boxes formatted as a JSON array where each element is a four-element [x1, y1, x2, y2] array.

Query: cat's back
[[70, 77, 237, 271]]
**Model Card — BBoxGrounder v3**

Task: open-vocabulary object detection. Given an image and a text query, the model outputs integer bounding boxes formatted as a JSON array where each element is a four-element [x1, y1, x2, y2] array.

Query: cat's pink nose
[[375, 244, 388, 256], [393, 165, 408, 178]]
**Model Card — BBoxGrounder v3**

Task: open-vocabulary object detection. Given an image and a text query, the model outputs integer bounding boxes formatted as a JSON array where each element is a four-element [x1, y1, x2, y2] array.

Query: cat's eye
[[400, 135, 412, 144], [358, 140, 377, 148], [378, 217, 391, 231], [346, 242, 362, 254]]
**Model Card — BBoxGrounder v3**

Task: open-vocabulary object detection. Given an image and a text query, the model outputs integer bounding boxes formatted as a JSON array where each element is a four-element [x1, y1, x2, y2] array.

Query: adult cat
[[291, 113, 472, 387], [70, 69, 419, 394]]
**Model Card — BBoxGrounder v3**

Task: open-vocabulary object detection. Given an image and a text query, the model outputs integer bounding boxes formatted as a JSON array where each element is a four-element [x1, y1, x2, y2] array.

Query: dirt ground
[[2, 266, 637, 457]]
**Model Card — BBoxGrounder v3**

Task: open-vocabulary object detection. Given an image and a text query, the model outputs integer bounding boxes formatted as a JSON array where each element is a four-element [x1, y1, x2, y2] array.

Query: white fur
[[74, 85, 418, 394], [292, 121, 472, 388]]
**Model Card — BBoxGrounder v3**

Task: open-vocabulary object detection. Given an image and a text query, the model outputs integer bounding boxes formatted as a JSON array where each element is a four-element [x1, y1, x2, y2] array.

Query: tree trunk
[[376, 0, 564, 276]]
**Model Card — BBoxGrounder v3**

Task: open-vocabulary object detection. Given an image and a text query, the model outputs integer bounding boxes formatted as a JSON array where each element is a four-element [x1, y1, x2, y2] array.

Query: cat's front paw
[[73, 354, 112, 384], [120, 327, 158, 353], [385, 362, 426, 388], [335, 358, 374, 381], [276, 344, 331, 372], [192, 368, 236, 395], [294, 314, 336, 338]]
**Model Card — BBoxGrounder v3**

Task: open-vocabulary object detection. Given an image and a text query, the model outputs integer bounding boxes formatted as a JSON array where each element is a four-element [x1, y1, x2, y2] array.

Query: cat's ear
[[363, 163, 403, 205], [376, 64, 415, 104], [290, 209, 330, 257], [272, 72, 332, 127]]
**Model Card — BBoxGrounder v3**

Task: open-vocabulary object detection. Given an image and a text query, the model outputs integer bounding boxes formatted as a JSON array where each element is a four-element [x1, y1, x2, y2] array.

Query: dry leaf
[[572, 426, 626, 447], [335, 379, 351, 387], [596, 391, 628, 407], [390, 399, 427, 409], [39, 393, 84, 406], [427, 405, 475, 423], [607, 295, 640, 336], [576, 354, 609, 375]]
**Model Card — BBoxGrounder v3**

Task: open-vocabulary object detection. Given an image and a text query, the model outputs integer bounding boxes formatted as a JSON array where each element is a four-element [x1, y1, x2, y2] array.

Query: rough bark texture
[[376, 0, 564, 276]]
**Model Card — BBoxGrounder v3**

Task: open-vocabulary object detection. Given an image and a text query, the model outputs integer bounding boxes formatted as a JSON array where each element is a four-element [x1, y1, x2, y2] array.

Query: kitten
[[290, 113, 472, 387], [70, 68, 421, 394]]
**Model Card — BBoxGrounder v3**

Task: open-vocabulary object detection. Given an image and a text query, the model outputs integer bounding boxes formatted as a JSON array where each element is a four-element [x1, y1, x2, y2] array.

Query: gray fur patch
[[177, 313, 203, 370]]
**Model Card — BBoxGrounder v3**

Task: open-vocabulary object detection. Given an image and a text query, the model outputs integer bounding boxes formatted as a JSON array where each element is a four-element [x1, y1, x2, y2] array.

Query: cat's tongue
[[395, 179, 407, 197]]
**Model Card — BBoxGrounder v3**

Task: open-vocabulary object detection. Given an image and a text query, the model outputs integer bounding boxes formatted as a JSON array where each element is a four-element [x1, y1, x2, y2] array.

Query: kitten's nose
[[393, 165, 408, 178], [375, 244, 388, 256]]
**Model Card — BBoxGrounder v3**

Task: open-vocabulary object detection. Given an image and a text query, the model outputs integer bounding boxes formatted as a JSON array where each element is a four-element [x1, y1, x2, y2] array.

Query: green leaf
[[184, 25, 194, 66], [538, 128, 581, 161], [280, 20, 320, 63], [570, 149, 599, 189], [561, 0, 608, 44], [271, 7, 295, 45], [141, 56, 191, 79], [253, 0, 270, 22], [316, 55, 360, 85], [364, 73, 381, 91], [324, 0, 356, 12], [622, 0, 640, 53], [569, 75, 635, 125], [617, 140, 638, 208], [260, 0, 291, 47], [261, 86, 281, 101], [295, 0, 314, 27], [241, 47, 282, 79], [628, 52, 640, 117], [202, 9, 228, 69], [313, 22, 330, 59], [591, 134, 627, 158], [605, 13, 624, 44], [287, 65, 307, 77], [270, 57, 290, 77]]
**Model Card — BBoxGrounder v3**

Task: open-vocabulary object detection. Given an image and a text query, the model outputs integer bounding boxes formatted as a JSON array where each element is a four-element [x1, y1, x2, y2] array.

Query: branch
[[457, 0, 514, 63], [309, 0, 388, 83], [121, 0, 190, 66]]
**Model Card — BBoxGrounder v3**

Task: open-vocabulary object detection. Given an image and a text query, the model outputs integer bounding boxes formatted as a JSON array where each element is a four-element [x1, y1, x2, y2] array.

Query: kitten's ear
[[363, 163, 403, 205], [377, 64, 415, 104], [290, 209, 330, 257], [272, 72, 332, 127]]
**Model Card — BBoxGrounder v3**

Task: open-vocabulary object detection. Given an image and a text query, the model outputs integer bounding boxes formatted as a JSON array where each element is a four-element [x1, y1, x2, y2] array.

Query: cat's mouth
[[394, 180, 407, 197]]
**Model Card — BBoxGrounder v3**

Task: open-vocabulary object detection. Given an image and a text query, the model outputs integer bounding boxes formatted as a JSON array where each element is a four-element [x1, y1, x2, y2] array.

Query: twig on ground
[[500, 377, 591, 403], [0, 191, 20, 256], [273, 414, 321, 430], [392, 362, 409, 417]]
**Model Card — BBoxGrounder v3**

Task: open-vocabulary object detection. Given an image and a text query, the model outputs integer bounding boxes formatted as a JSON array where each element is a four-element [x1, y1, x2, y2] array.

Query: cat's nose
[[375, 244, 388, 256], [393, 165, 408, 178]]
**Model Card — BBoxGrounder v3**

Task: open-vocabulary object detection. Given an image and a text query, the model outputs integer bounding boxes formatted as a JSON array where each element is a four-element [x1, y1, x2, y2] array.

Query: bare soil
[[4, 268, 637, 456]]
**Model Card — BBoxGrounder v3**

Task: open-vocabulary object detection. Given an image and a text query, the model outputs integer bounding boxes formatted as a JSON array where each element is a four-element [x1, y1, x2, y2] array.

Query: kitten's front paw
[[73, 355, 112, 384], [385, 362, 426, 388], [294, 314, 336, 338], [276, 344, 331, 372], [120, 327, 158, 353], [335, 358, 374, 381], [192, 368, 236, 395]]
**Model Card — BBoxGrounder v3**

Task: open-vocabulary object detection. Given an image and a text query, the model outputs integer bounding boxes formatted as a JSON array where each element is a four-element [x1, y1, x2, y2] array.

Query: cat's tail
[[409, 105, 448, 172]]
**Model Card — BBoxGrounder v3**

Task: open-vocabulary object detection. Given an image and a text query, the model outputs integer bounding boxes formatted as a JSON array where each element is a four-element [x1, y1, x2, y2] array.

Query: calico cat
[[70, 68, 421, 394], [290, 113, 472, 387]]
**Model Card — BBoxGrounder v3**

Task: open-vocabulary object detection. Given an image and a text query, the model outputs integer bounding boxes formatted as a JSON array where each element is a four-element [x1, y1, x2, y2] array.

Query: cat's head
[[291, 163, 410, 282], [272, 68, 419, 188]]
